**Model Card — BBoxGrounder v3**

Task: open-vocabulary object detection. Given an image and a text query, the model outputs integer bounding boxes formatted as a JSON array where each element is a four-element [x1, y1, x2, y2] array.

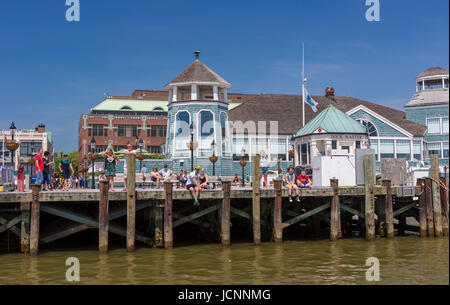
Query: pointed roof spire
[[194, 51, 200, 61]]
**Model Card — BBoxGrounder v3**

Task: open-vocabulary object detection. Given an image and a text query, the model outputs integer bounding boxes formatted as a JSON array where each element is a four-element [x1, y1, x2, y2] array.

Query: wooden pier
[[0, 154, 448, 255]]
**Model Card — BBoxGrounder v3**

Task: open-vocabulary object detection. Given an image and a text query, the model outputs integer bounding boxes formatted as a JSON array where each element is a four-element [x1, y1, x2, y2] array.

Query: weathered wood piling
[[417, 178, 427, 237], [330, 179, 340, 241], [29, 185, 41, 255], [382, 179, 394, 239], [439, 177, 449, 236], [252, 154, 261, 245], [221, 180, 231, 247], [20, 202, 30, 253], [273, 179, 282, 243], [164, 182, 173, 249], [363, 155, 375, 241], [431, 155, 443, 237], [98, 181, 109, 253], [126, 154, 136, 251], [425, 178, 435, 237]]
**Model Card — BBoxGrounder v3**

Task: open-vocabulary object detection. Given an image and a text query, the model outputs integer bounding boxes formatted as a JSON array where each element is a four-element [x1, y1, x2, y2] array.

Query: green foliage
[[53, 150, 79, 175]]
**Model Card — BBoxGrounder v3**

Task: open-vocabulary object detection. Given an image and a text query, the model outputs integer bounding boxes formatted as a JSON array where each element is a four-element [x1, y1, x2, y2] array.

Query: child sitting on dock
[[297, 169, 312, 188], [199, 168, 209, 189], [186, 166, 202, 206], [150, 166, 161, 188], [232, 173, 241, 186], [285, 167, 300, 203]]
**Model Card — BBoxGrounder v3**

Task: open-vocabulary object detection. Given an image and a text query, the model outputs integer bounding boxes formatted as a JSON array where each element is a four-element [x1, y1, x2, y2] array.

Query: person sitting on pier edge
[[159, 164, 172, 182], [103, 147, 120, 192], [141, 164, 148, 188], [150, 166, 161, 188], [198, 168, 209, 189], [260, 150, 270, 188], [59, 154, 74, 192], [177, 170, 187, 188], [122, 144, 136, 192], [297, 169, 312, 188], [232, 173, 241, 186], [186, 165, 202, 206], [285, 167, 301, 203]]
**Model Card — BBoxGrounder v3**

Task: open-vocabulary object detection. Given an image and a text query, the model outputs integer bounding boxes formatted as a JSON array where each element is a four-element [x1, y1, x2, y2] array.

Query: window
[[220, 113, 230, 156], [357, 119, 378, 136], [88, 124, 107, 137], [20, 141, 42, 157], [149, 126, 167, 138], [175, 111, 190, 155], [413, 141, 421, 161], [150, 146, 162, 154], [300, 143, 309, 165], [270, 138, 287, 161], [252, 138, 268, 156], [444, 142, 449, 158], [380, 140, 394, 158], [396, 140, 411, 160], [356, 141, 361, 149], [427, 142, 441, 158], [232, 137, 248, 161], [443, 118, 449, 134], [116, 125, 137, 137], [198, 111, 214, 157], [427, 118, 441, 134], [341, 146, 350, 153], [370, 139, 379, 161], [331, 141, 337, 150]]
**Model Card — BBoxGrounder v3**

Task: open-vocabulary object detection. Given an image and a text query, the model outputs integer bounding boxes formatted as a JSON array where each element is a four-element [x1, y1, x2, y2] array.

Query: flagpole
[[302, 43, 306, 127]]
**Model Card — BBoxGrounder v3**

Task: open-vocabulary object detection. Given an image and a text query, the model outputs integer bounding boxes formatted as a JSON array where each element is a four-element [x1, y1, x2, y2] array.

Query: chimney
[[36, 124, 46, 133], [325, 87, 335, 98]]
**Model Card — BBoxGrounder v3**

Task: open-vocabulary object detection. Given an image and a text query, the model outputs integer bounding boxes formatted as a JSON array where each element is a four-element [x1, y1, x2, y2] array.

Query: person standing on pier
[[285, 167, 301, 202], [59, 154, 74, 191], [141, 164, 148, 188], [103, 147, 119, 192], [186, 165, 201, 206], [34, 149, 44, 186], [42, 151, 53, 191], [260, 150, 270, 188], [122, 144, 136, 192], [17, 163, 25, 192]]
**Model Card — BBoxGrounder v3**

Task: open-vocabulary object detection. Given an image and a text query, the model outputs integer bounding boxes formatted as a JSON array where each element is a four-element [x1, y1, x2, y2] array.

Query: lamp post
[[30, 142, 35, 186], [210, 140, 217, 176], [7, 122, 19, 172], [240, 148, 247, 187], [138, 138, 144, 172], [90, 137, 96, 189], [290, 136, 295, 168], [190, 122, 194, 172], [83, 156, 88, 189]]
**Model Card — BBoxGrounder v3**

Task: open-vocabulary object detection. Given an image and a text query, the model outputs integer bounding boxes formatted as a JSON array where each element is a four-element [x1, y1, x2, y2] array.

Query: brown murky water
[[0, 237, 448, 285]]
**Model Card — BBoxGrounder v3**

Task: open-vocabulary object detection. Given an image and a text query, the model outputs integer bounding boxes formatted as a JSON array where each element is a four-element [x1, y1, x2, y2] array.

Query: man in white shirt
[[186, 166, 201, 206], [159, 164, 173, 182]]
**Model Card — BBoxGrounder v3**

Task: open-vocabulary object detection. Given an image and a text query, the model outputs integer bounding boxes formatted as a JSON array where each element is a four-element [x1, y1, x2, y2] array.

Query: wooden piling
[[273, 179, 283, 243], [376, 195, 386, 237], [126, 154, 136, 252], [155, 204, 164, 248], [382, 180, 394, 238], [29, 185, 41, 256], [431, 155, 443, 237], [98, 181, 109, 253], [363, 155, 375, 240], [330, 179, 340, 241], [164, 181, 173, 249], [221, 180, 231, 247], [20, 202, 30, 254], [425, 178, 434, 237], [417, 178, 427, 237], [252, 154, 261, 245], [439, 177, 449, 236]]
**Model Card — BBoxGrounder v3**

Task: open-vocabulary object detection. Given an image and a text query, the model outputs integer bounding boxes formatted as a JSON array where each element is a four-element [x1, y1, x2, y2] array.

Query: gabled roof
[[166, 59, 231, 88], [296, 104, 366, 137], [91, 98, 168, 113], [229, 94, 427, 137]]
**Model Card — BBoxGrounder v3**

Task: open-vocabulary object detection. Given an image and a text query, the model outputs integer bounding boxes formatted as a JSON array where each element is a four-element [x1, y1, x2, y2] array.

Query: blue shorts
[[43, 173, 50, 185], [260, 167, 269, 175]]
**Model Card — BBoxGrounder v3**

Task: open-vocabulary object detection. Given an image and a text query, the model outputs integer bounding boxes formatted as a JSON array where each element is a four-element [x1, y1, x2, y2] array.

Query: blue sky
[[0, 0, 448, 152]]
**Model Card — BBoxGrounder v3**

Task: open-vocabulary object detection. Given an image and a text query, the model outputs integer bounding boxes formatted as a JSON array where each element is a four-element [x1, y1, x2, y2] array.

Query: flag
[[304, 87, 318, 112]]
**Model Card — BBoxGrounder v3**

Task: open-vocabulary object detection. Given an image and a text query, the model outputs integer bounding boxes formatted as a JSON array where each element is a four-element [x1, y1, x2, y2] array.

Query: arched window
[[174, 111, 190, 155], [357, 119, 378, 137], [198, 110, 214, 157], [220, 112, 230, 156], [121, 106, 132, 110], [153, 107, 164, 111]]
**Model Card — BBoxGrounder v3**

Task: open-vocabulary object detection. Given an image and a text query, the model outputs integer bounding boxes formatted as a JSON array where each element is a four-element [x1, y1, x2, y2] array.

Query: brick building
[[78, 89, 256, 166]]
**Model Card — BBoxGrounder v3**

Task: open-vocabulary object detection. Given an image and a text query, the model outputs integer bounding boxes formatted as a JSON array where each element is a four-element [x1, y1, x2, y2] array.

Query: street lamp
[[210, 140, 217, 176], [83, 156, 88, 189], [138, 138, 144, 172], [239, 147, 247, 187], [7, 122, 19, 172], [290, 135, 296, 168], [90, 137, 96, 189], [189, 123, 195, 172]]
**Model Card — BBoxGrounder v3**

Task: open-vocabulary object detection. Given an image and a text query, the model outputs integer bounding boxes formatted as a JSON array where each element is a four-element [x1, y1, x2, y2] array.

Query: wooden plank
[[40, 223, 89, 244], [417, 179, 427, 237], [393, 203, 416, 217], [363, 155, 375, 241], [221, 180, 231, 247], [21, 202, 30, 253], [173, 212, 212, 229], [330, 179, 340, 241], [252, 154, 261, 245], [164, 182, 173, 249], [431, 155, 443, 237], [376, 195, 386, 237], [425, 178, 434, 237], [230, 207, 271, 228], [126, 154, 136, 251], [29, 185, 41, 255], [282, 202, 331, 229], [0, 215, 22, 234], [98, 181, 109, 253], [340, 204, 364, 219], [273, 179, 283, 243], [383, 180, 395, 239], [440, 177, 449, 236], [173, 204, 221, 228], [154, 205, 164, 248]]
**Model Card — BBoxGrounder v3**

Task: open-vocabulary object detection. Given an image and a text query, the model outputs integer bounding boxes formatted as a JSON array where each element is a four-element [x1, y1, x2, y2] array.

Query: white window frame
[[196, 109, 216, 158]]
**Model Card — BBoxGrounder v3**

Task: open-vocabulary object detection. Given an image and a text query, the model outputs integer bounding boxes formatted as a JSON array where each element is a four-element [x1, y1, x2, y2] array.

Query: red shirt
[[35, 154, 44, 171]]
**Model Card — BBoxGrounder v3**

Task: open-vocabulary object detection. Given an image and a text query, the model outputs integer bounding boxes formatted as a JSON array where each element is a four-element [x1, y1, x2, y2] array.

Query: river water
[[0, 237, 448, 285]]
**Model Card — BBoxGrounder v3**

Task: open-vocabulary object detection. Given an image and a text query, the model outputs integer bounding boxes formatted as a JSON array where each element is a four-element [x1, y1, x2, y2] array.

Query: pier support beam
[[20, 202, 30, 254], [440, 177, 449, 236], [382, 180, 394, 238], [363, 155, 375, 241], [252, 154, 261, 245], [431, 155, 443, 237], [126, 154, 136, 252], [330, 179, 340, 241], [425, 178, 434, 237], [273, 179, 283, 243], [417, 179, 427, 237], [221, 180, 231, 247], [98, 181, 109, 253], [29, 185, 41, 256], [164, 182, 173, 249], [155, 203, 164, 248]]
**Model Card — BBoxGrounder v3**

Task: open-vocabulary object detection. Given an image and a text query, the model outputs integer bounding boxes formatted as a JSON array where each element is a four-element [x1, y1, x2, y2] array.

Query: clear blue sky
[[0, 0, 448, 152]]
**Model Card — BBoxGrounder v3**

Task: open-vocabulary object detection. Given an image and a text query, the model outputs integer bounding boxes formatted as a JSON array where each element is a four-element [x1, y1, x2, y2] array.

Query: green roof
[[295, 104, 366, 137], [91, 98, 168, 112]]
